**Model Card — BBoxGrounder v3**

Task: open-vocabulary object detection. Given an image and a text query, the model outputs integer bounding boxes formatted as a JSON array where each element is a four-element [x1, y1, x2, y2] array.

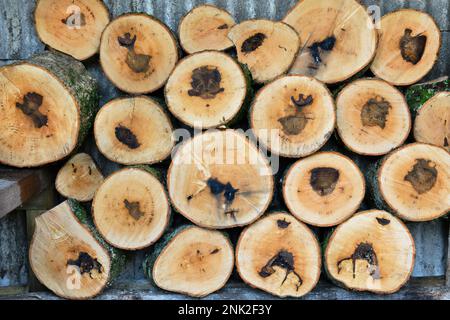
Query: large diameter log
[[100, 13, 178, 94], [94, 96, 174, 165], [236, 212, 321, 298], [283, 0, 377, 84], [0, 51, 98, 168], [29, 200, 126, 300], [368, 143, 450, 222], [283, 152, 365, 227], [405, 77, 449, 117], [371, 9, 441, 86], [179, 5, 235, 54], [228, 19, 300, 83], [56, 153, 104, 202], [144, 225, 234, 298], [165, 51, 250, 129], [336, 78, 411, 156], [92, 167, 171, 250], [168, 130, 274, 229], [250, 75, 335, 157], [34, 0, 110, 60], [324, 210, 415, 294]]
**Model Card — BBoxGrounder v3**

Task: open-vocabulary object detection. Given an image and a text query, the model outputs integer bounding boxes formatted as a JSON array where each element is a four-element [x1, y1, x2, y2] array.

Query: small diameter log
[[0, 51, 98, 168], [283, 0, 377, 84], [29, 200, 125, 299], [336, 78, 411, 156], [368, 143, 450, 222], [413, 92, 450, 152], [236, 212, 321, 298], [168, 130, 274, 229], [250, 75, 335, 157], [371, 9, 441, 86], [228, 19, 300, 83], [179, 5, 235, 54], [34, 0, 110, 60], [100, 13, 178, 94], [92, 167, 171, 250], [324, 210, 415, 294], [94, 96, 174, 165], [144, 225, 234, 298], [56, 153, 104, 202], [165, 51, 250, 129], [283, 152, 365, 227]]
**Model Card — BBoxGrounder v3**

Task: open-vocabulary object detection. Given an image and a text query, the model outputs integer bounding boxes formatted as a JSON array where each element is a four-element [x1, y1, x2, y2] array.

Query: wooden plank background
[[0, 0, 449, 293]]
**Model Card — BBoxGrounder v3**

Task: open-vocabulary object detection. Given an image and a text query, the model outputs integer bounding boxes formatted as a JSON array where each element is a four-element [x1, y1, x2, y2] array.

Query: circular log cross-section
[[56, 153, 104, 202], [336, 79, 411, 156], [148, 226, 234, 298], [165, 51, 248, 129], [283, 0, 377, 84], [250, 75, 335, 158], [34, 0, 110, 60], [0, 52, 98, 168], [414, 92, 450, 152], [228, 19, 300, 83], [236, 212, 321, 298], [371, 9, 441, 86], [325, 210, 415, 294], [373, 143, 450, 222], [94, 96, 174, 165], [283, 152, 365, 227], [29, 201, 114, 299], [179, 5, 235, 54], [168, 130, 274, 229], [92, 167, 171, 250], [100, 14, 178, 94]]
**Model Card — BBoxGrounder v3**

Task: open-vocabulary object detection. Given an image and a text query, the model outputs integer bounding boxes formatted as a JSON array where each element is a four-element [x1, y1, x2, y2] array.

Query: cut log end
[[250, 75, 335, 158], [151, 226, 234, 298], [100, 14, 178, 94], [325, 210, 415, 294], [29, 201, 112, 299], [228, 19, 300, 83], [179, 5, 235, 54], [283, 152, 365, 227], [34, 0, 110, 60], [236, 212, 321, 298], [94, 96, 174, 165], [56, 153, 104, 202], [371, 9, 441, 86], [92, 167, 171, 250], [168, 130, 274, 229], [165, 51, 248, 129], [336, 79, 411, 156], [378, 143, 450, 221], [283, 0, 377, 84]]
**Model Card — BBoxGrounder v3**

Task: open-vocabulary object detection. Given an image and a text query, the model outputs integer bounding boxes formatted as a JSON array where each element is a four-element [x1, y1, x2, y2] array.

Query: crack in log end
[[376, 217, 391, 226], [404, 159, 438, 194], [67, 252, 103, 278], [361, 96, 391, 129], [310, 167, 340, 196], [61, 12, 87, 27], [118, 33, 151, 73], [309, 36, 336, 65], [277, 219, 291, 229], [124, 199, 145, 220], [291, 94, 313, 109], [217, 24, 229, 30], [241, 33, 267, 54], [278, 114, 308, 136], [207, 178, 239, 206], [188, 66, 225, 99], [210, 248, 220, 255], [115, 125, 141, 149], [337, 243, 380, 280], [258, 250, 303, 291], [400, 29, 427, 65], [16, 92, 48, 128]]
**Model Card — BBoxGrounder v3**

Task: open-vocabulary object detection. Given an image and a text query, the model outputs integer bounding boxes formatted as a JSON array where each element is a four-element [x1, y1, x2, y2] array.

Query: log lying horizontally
[[0, 51, 98, 168]]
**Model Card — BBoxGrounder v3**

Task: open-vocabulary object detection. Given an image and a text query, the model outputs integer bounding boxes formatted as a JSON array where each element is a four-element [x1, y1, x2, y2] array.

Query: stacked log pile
[[0, 0, 448, 299]]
